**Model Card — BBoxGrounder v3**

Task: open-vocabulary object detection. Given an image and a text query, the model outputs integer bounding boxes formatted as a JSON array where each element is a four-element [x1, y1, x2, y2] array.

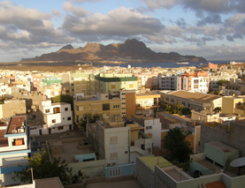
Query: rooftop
[[7, 116, 26, 135], [166, 91, 221, 103], [140, 156, 172, 171], [47, 138, 96, 163], [35, 177, 63, 188]]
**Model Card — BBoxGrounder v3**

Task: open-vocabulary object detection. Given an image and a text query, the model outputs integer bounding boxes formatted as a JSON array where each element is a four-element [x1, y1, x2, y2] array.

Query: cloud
[[175, 18, 187, 28], [197, 14, 223, 26], [68, 0, 104, 2], [61, 6, 165, 43], [63, 2, 89, 17], [153, 43, 245, 60], [142, 0, 245, 14], [0, 1, 76, 50]]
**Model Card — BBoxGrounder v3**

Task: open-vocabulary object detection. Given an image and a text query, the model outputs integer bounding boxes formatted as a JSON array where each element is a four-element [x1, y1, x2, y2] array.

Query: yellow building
[[74, 93, 122, 125], [222, 96, 245, 116]]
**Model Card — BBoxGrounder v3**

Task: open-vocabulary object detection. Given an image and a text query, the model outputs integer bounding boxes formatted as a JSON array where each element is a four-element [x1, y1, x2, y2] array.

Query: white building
[[30, 100, 73, 135], [131, 115, 162, 149], [88, 120, 153, 167], [0, 83, 11, 96], [159, 74, 177, 90], [0, 116, 31, 187], [209, 73, 238, 91]]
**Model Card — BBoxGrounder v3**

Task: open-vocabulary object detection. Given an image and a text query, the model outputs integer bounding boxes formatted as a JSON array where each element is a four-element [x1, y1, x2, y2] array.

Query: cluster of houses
[[1, 62, 245, 187]]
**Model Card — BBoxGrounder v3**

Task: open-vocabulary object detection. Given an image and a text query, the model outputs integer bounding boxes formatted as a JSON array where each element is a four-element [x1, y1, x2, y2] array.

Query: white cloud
[[61, 6, 165, 42], [63, 2, 89, 17]]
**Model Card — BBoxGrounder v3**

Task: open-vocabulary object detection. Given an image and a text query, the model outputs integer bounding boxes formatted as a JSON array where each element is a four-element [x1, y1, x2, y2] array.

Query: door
[[39, 129, 42, 136], [69, 124, 72, 131], [49, 128, 51, 135]]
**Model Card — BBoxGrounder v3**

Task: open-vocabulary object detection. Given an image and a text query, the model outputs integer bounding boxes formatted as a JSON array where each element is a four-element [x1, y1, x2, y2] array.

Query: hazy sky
[[0, 0, 245, 62]]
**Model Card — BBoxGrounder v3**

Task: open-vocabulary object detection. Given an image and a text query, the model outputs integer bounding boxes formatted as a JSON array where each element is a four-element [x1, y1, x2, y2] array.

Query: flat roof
[[167, 91, 221, 103], [7, 116, 26, 134], [140, 156, 172, 171], [205, 142, 238, 153]]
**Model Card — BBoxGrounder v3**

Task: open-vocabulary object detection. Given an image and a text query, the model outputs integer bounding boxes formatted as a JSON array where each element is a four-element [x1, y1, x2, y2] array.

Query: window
[[67, 117, 71, 120], [65, 107, 68, 111], [110, 152, 118, 160], [129, 84, 134, 88], [58, 126, 63, 130], [110, 136, 118, 144], [111, 85, 115, 89], [52, 119, 56, 123], [166, 97, 169, 101], [113, 105, 120, 109], [103, 104, 110, 111], [45, 109, 50, 113]]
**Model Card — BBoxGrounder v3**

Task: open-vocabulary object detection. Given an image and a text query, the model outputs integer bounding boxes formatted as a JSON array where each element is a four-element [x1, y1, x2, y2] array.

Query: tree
[[13, 150, 82, 185], [79, 113, 103, 130], [163, 128, 192, 163], [217, 80, 229, 86]]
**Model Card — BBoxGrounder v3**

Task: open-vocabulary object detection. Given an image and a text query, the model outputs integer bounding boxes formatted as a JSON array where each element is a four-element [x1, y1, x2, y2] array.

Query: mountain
[[23, 39, 207, 63]]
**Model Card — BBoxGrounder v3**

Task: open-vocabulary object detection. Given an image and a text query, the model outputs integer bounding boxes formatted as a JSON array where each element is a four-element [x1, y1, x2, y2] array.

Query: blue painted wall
[[74, 153, 96, 162], [0, 165, 26, 174], [105, 163, 136, 177]]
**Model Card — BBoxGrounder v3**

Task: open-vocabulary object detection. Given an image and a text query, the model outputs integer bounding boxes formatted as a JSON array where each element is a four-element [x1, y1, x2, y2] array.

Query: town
[[0, 61, 245, 188]]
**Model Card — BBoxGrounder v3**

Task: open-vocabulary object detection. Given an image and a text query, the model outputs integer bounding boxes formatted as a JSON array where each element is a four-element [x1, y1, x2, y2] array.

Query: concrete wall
[[136, 157, 155, 188], [0, 100, 26, 119], [200, 122, 245, 157], [68, 159, 105, 178], [104, 127, 129, 165]]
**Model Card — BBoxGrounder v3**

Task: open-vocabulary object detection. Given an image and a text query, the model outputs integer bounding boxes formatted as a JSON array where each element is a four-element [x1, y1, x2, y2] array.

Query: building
[[221, 82, 245, 96], [74, 93, 123, 125], [158, 74, 177, 90], [30, 100, 73, 135], [87, 120, 153, 166], [0, 83, 11, 96], [200, 119, 245, 157], [0, 99, 26, 120], [69, 72, 95, 96], [222, 96, 245, 117], [156, 112, 201, 153], [209, 73, 238, 91], [131, 115, 162, 149], [136, 142, 245, 188], [160, 90, 222, 112], [95, 73, 138, 93], [134, 73, 159, 90], [177, 71, 209, 93], [0, 116, 31, 187]]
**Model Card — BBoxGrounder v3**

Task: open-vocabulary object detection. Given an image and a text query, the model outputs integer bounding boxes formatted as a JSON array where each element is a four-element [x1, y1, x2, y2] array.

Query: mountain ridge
[[22, 39, 207, 63]]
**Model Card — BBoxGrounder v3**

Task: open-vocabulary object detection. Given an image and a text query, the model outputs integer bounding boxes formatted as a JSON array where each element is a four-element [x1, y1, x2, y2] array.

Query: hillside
[[23, 39, 207, 63]]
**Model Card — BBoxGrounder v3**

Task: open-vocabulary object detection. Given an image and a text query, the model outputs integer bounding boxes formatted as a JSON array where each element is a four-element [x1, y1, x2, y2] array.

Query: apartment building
[[161, 90, 222, 112], [209, 73, 238, 91], [70, 72, 95, 96], [158, 74, 177, 90], [222, 96, 245, 117], [30, 100, 73, 135], [177, 71, 209, 93], [0, 116, 31, 187], [134, 73, 159, 89], [95, 73, 138, 93], [87, 120, 153, 166], [221, 82, 245, 96], [131, 115, 162, 149], [0, 83, 11, 96], [74, 93, 122, 125]]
